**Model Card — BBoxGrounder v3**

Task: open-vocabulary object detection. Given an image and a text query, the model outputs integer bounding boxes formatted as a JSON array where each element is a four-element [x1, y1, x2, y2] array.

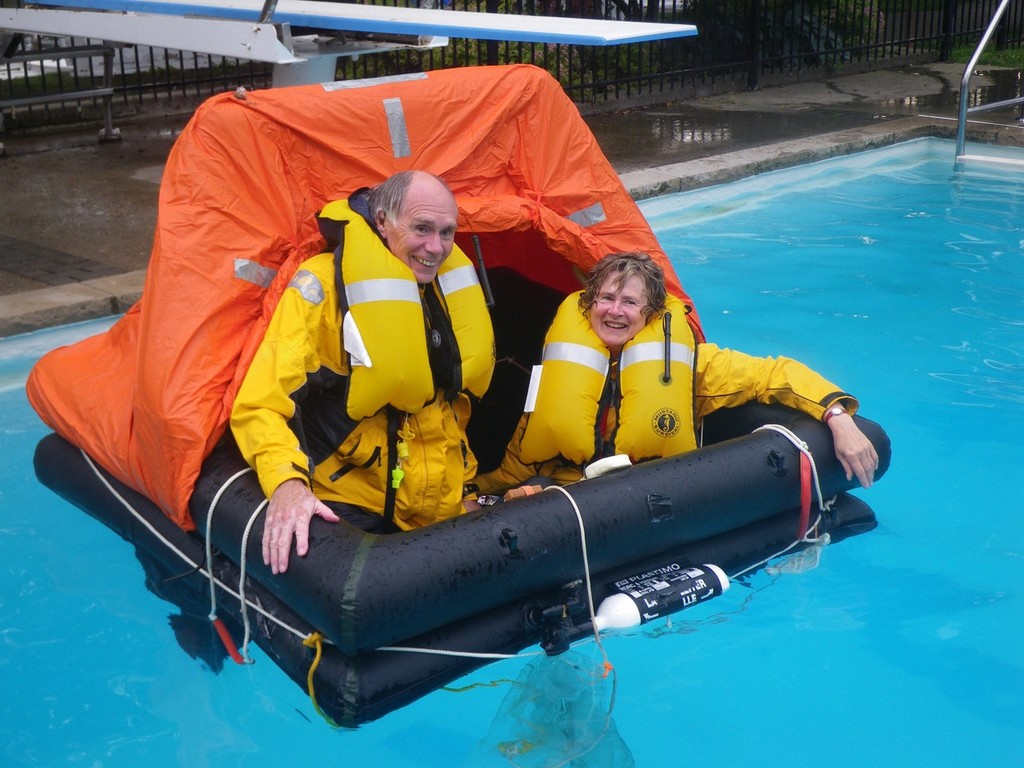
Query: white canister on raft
[[593, 563, 730, 631]]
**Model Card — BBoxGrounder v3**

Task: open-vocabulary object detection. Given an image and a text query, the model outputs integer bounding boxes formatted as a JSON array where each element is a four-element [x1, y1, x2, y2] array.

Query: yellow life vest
[[436, 252, 495, 401], [318, 200, 494, 421], [519, 291, 697, 465]]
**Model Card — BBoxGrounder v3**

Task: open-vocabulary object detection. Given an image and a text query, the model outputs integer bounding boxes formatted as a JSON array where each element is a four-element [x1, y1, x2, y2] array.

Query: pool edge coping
[[620, 115, 993, 200]]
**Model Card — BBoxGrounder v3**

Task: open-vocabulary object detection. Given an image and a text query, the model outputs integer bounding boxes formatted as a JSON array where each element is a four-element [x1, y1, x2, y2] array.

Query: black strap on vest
[[381, 406, 401, 533], [662, 311, 673, 384], [421, 284, 460, 401], [595, 366, 620, 461]]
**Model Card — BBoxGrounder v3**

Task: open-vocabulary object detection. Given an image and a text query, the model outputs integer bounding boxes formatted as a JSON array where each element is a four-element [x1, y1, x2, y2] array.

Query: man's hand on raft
[[264, 479, 341, 574], [827, 412, 879, 488]]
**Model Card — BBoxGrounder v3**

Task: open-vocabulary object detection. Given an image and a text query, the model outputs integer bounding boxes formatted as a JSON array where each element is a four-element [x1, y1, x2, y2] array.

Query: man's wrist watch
[[823, 404, 847, 424]]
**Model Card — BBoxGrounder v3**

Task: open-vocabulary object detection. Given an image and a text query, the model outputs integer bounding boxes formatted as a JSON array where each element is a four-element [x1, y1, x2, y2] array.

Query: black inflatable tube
[[190, 403, 890, 655], [34, 426, 880, 726], [32, 434, 570, 725], [317, 492, 878, 726]]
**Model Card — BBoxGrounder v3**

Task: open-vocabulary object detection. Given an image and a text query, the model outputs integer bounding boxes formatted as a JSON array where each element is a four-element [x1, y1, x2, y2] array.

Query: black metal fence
[[2, 0, 1023, 131]]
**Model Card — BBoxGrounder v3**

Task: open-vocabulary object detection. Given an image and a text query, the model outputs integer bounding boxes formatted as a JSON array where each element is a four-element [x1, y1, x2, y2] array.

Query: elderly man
[[231, 171, 495, 573]]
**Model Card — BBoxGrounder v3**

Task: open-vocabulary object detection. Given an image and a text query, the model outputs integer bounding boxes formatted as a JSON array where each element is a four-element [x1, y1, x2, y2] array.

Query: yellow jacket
[[231, 203, 494, 530], [477, 296, 856, 493]]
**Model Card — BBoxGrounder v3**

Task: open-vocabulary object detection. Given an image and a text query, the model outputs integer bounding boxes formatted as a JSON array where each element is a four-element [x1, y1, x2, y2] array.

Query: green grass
[[950, 44, 1024, 69]]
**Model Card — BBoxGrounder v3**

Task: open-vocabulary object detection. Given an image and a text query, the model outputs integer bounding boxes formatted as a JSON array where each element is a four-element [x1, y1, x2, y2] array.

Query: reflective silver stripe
[[384, 97, 411, 158], [543, 341, 609, 376], [621, 341, 694, 370], [234, 258, 276, 288], [438, 264, 480, 296], [322, 73, 428, 92], [346, 278, 420, 307], [567, 201, 607, 228]]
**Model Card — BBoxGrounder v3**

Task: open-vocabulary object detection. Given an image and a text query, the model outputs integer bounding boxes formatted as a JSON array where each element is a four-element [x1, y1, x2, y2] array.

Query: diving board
[[2, 0, 697, 87], [20, 0, 698, 45]]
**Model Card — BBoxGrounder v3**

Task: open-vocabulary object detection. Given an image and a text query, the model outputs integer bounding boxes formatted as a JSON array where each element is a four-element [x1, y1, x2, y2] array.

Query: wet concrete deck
[[2, 61, 1022, 336]]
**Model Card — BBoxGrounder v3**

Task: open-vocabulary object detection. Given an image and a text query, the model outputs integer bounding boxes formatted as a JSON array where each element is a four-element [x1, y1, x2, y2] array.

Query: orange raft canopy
[[27, 63, 703, 530]]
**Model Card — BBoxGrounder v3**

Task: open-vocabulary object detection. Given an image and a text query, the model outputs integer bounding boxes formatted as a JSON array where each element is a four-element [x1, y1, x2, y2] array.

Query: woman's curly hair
[[578, 251, 667, 320]]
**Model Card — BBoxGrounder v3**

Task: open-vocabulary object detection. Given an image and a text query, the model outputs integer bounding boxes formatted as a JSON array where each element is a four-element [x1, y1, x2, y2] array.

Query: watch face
[[477, 495, 503, 506]]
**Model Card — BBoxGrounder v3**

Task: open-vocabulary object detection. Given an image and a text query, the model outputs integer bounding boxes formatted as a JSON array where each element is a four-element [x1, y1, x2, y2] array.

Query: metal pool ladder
[[955, 0, 1024, 166]]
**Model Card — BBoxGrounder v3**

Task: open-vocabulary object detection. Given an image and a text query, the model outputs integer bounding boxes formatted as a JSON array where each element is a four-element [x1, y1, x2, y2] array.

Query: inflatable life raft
[[35, 401, 888, 727], [27, 64, 891, 726]]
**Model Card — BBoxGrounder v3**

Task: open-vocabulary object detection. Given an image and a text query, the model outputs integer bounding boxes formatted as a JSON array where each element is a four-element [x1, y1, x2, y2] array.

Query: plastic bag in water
[[468, 649, 635, 767], [766, 533, 831, 576]]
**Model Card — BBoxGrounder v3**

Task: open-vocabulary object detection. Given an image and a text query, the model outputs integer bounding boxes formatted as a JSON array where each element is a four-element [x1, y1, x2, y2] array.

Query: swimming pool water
[[2, 137, 1021, 766]]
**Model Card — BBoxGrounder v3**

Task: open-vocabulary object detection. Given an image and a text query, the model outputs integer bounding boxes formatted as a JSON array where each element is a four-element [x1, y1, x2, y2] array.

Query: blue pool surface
[[2, 137, 1021, 766]]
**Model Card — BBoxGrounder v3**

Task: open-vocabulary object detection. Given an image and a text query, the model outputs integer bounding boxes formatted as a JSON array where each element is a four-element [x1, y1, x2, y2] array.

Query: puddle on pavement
[[586, 105, 886, 173], [585, 67, 1024, 173]]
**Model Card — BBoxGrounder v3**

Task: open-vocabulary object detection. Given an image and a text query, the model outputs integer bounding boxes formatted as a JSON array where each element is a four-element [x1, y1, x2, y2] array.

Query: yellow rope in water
[[442, 678, 521, 693], [302, 632, 339, 728]]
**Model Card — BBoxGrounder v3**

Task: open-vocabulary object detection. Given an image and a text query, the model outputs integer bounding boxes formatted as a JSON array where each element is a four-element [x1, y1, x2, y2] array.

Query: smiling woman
[[477, 250, 880, 495], [585, 251, 660, 354]]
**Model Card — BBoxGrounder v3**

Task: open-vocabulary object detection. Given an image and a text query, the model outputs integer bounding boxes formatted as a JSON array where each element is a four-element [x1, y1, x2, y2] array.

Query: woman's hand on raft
[[827, 412, 879, 488], [264, 479, 341, 574]]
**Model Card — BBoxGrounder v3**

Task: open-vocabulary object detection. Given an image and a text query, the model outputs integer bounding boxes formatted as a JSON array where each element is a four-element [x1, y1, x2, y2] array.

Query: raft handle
[[767, 448, 788, 477], [497, 525, 520, 556], [646, 492, 673, 522]]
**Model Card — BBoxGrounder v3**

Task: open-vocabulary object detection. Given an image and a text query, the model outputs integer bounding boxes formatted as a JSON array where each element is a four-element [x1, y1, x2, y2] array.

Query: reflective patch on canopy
[[567, 201, 607, 228], [384, 97, 411, 158], [235, 258, 277, 289], [543, 341, 609, 376], [322, 72, 428, 92], [346, 277, 421, 306]]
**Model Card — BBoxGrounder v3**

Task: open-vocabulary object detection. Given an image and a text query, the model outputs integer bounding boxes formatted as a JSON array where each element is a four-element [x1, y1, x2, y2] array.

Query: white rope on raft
[[204, 465, 261, 663], [236, 499, 269, 661], [377, 645, 541, 659], [385, 484, 606, 662], [80, 445, 539, 666], [727, 423, 837, 581], [545, 484, 615, 666], [752, 422, 828, 517], [197, 465, 538, 662], [78, 449, 313, 646]]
